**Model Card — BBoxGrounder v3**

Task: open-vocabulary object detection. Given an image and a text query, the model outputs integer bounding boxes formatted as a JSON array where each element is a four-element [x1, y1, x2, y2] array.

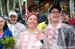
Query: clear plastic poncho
[[43, 21, 75, 49]]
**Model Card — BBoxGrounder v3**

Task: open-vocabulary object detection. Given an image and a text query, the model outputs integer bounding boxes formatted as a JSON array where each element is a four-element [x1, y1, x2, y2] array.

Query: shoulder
[[35, 29, 43, 40], [20, 31, 27, 34], [16, 22, 26, 28], [35, 28, 42, 34], [62, 23, 74, 29], [7, 23, 11, 26], [34, 29, 43, 37], [19, 31, 27, 37], [3, 28, 13, 37], [45, 24, 50, 30], [17, 22, 25, 26], [61, 23, 75, 33]]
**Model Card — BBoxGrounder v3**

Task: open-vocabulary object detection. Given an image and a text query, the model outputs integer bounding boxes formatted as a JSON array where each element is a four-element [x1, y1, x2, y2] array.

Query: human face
[[62, 13, 69, 21], [48, 8, 61, 22], [9, 15, 18, 24], [0, 17, 5, 30], [27, 15, 38, 29]]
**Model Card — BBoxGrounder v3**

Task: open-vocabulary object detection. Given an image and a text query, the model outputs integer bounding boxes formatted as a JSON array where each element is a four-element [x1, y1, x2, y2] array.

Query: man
[[7, 11, 26, 43], [43, 4, 75, 49], [62, 13, 70, 24]]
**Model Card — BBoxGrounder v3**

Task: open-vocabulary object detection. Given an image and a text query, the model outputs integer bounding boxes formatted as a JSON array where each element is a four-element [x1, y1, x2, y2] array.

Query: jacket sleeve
[[68, 26, 75, 48]]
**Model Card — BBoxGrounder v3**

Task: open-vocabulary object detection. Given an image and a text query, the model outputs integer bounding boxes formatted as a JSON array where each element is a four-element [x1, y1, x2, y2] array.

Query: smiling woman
[[26, 14, 38, 29], [0, 16, 14, 49], [17, 13, 43, 49]]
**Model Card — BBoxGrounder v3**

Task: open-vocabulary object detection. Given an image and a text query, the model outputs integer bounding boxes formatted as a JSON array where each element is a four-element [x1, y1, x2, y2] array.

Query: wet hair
[[26, 13, 39, 23], [1, 16, 8, 30], [26, 13, 39, 29]]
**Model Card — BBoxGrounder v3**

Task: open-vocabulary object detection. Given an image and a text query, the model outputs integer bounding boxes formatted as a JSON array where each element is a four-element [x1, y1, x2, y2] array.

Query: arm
[[68, 26, 75, 49]]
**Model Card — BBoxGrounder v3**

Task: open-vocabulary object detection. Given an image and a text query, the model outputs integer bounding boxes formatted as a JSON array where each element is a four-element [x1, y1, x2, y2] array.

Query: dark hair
[[26, 13, 39, 23], [17, 13, 22, 21], [38, 14, 47, 23], [48, 5, 61, 14], [1, 17, 8, 30], [26, 13, 39, 29]]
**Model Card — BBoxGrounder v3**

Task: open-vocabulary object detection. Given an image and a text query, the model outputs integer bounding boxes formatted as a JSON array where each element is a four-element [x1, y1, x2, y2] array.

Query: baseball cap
[[9, 11, 17, 17], [48, 5, 61, 14]]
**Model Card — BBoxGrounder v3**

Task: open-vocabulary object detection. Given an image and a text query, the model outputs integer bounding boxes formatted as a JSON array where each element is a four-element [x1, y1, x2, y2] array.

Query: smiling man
[[43, 4, 75, 49]]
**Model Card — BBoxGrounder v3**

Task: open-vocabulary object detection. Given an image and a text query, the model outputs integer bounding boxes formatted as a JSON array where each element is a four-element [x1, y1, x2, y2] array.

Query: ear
[[47, 14, 50, 20]]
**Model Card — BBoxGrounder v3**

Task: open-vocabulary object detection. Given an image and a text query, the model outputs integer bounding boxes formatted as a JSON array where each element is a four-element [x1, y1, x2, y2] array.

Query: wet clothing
[[43, 23, 75, 49], [17, 29, 43, 49]]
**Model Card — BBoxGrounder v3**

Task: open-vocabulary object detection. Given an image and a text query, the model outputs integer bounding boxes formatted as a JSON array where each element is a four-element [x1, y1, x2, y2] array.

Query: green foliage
[[0, 36, 15, 49]]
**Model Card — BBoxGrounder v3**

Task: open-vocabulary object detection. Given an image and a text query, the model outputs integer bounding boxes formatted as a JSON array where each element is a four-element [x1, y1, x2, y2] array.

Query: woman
[[42, 4, 75, 49], [17, 14, 43, 49], [0, 17, 13, 49]]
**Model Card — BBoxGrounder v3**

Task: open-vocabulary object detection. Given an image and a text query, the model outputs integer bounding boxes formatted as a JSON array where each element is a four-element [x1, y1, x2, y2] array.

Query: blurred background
[[0, 0, 75, 17]]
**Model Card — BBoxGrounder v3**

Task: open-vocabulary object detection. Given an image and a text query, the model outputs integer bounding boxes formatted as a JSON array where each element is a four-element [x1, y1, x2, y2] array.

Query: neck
[[50, 21, 59, 28], [27, 27, 36, 33]]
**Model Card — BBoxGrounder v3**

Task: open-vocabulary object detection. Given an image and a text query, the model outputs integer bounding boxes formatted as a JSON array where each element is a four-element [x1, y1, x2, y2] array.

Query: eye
[[0, 21, 3, 23], [51, 11, 59, 13], [29, 18, 32, 20], [34, 19, 37, 20]]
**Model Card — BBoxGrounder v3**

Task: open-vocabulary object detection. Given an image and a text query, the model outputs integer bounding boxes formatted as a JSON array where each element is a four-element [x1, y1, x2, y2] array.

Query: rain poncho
[[17, 29, 43, 49], [7, 22, 26, 41], [42, 23, 75, 49], [7, 22, 26, 49]]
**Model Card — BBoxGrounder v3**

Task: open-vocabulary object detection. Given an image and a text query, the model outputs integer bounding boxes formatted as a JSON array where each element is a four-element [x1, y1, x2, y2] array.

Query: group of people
[[0, 3, 75, 49]]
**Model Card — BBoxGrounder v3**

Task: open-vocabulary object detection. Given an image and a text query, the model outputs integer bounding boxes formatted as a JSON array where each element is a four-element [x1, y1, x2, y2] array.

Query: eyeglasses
[[50, 11, 60, 14]]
